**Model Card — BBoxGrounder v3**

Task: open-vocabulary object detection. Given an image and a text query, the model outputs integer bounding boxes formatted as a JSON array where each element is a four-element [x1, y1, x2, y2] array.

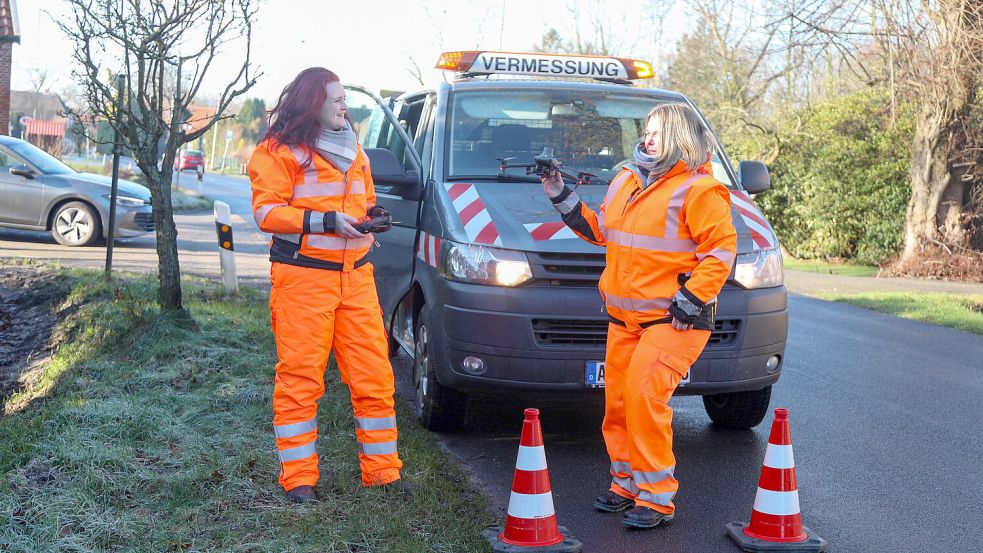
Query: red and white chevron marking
[[445, 183, 503, 246], [523, 222, 577, 241], [416, 232, 441, 268], [731, 190, 777, 250]]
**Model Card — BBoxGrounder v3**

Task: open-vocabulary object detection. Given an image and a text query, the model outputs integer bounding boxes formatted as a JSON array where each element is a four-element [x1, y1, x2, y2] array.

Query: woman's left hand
[[670, 318, 693, 331]]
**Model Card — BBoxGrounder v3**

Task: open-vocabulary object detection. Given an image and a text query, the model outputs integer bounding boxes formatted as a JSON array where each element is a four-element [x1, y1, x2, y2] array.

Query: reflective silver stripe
[[274, 233, 301, 243], [356, 416, 396, 431], [664, 175, 702, 238], [553, 191, 581, 215], [317, 140, 357, 160], [360, 440, 398, 455], [292, 181, 346, 199], [307, 234, 373, 250], [597, 211, 605, 233], [610, 461, 631, 475], [274, 417, 317, 439], [637, 490, 675, 507], [349, 180, 366, 195], [604, 171, 633, 207], [632, 466, 675, 485], [310, 211, 326, 232], [612, 475, 639, 495], [606, 228, 696, 253], [604, 292, 671, 312], [697, 247, 736, 266], [254, 203, 287, 227], [277, 441, 317, 463], [290, 147, 319, 185]]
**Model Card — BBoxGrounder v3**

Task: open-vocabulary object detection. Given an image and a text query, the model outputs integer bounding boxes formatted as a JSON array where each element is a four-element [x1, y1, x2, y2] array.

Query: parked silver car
[[0, 136, 153, 246]]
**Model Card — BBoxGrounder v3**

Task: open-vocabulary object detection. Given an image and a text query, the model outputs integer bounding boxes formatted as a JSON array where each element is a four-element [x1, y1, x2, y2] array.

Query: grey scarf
[[632, 142, 680, 188], [315, 122, 357, 174]]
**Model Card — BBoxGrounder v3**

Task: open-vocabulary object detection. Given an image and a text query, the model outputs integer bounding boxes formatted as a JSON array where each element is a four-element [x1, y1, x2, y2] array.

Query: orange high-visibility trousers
[[602, 321, 710, 514], [269, 261, 402, 491]]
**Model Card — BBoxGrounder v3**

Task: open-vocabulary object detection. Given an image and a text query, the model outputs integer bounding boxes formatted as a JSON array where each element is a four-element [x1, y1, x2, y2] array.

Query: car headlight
[[439, 241, 533, 287], [106, 194, 149, 207], [733, 247, 784, 289]]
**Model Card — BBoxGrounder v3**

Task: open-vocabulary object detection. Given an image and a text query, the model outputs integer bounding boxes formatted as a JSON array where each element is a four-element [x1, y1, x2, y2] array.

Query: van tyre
[[52, 201, 102, 247], [702, 385, 771, 429], [413, 306, 469, 431]]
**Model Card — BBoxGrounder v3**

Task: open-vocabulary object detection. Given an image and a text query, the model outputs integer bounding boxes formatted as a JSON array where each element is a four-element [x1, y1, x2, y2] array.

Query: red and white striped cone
[[482, 408, 582, 553], [727, 408, 827, 552]]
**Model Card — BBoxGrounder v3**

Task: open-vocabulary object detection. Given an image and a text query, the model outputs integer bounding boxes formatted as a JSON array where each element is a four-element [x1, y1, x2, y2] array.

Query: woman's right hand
[[335, 212, 366, 239], [539, 171, 565, 199]]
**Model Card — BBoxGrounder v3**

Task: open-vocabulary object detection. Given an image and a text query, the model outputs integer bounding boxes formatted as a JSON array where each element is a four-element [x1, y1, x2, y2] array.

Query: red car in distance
[[174, 150, 205, 172]]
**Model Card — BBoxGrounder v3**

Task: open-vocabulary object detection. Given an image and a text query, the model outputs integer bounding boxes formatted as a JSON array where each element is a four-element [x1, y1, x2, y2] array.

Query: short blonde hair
[[644, 103, 711, 171]]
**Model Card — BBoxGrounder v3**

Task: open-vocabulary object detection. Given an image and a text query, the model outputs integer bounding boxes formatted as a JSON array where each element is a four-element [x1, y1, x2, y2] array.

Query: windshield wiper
[[447, 174, 543, 183]]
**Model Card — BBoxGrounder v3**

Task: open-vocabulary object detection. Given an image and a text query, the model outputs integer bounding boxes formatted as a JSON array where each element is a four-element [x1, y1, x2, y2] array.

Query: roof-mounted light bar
[[435, 50, 654, 81]]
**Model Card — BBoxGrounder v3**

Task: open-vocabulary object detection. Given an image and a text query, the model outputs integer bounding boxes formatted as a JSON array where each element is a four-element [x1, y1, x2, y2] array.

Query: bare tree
[[785, 0, 983, 260], [58, 0, 259, 312]]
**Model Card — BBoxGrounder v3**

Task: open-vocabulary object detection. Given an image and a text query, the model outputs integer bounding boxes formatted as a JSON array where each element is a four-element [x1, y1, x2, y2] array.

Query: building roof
[[185, 105, 217, 134], [0, 0, 20, 42], [25, 119, 67, 138], [10, 90, 66, 120]]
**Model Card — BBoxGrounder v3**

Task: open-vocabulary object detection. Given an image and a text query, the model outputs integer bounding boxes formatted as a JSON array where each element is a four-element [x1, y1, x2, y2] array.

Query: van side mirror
[[364, 147, 422, 200], [738, 160, 770, 194], [10, 165, 36, 179]]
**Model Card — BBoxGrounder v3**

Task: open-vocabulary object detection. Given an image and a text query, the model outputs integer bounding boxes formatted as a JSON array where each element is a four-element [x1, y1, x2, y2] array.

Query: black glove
[[667, 287, 704, 329], [354, 205, 393, 234]]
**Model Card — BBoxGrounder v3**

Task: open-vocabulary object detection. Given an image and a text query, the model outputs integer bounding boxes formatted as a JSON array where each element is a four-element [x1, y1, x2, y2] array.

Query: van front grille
[[527, 251, 605, 287], [531, 318, 741, 348]]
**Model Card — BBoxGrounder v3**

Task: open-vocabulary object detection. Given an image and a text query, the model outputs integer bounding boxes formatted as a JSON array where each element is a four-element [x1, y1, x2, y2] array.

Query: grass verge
[[819, 291, 983, 335], [784, 257, 879, 277], [0, 267, 493, 552]]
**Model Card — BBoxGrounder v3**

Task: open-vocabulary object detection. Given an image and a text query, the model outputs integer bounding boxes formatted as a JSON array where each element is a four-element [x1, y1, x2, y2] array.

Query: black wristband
[[550, 185, 574, 204]]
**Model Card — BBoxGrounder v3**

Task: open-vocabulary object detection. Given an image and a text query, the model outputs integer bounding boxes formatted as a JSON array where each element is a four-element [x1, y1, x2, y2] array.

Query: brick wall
[[0, 41, 10, 136]]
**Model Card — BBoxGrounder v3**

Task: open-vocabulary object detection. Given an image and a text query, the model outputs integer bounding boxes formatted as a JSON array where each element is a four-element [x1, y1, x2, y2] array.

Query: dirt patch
[[0, 263, 72, 401], [883, 245, 983, 282]]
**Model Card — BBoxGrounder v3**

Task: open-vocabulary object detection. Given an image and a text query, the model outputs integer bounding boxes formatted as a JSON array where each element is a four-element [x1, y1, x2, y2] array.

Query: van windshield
[[445, 89, 735, 187]]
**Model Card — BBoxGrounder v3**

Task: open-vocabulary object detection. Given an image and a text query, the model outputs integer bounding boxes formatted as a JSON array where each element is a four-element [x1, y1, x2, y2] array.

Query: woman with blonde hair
[[540, 102, 737, 529]]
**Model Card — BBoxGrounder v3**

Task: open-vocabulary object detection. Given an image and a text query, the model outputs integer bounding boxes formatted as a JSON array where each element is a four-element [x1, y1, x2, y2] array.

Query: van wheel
[[52, 201, 101, 247], [702, 386, 771, 429], [414, 305, 468, 431]]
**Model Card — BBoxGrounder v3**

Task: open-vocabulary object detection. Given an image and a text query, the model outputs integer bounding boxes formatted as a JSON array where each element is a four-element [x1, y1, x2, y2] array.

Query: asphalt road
[[424, 294, 983, 553], [0, 172, 273, 286]]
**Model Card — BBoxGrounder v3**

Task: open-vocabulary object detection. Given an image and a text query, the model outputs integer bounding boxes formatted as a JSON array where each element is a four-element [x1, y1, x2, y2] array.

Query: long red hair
[[262, 67, 344, 161]]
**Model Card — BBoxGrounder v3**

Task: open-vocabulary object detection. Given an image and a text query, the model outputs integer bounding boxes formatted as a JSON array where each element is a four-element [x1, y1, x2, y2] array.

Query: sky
[[12, 0, 688, 104]]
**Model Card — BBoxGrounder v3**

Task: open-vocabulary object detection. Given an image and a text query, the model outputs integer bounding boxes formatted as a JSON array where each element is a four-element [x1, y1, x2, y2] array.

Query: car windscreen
[[445, 89, 735, 187], [6, 140, 76, 175]]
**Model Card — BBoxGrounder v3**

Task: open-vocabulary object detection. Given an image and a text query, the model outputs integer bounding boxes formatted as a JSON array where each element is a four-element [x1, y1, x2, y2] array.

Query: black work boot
[[381, 478, 413, 495], [593, 490, 635, 513], [622, 506, 673, 529], [286, 485, 316, 503]]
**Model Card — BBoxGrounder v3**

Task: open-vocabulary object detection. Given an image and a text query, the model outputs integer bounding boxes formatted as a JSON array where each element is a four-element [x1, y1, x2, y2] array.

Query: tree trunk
[[145, 166, 183, 311], [902, 95, 968, 260]]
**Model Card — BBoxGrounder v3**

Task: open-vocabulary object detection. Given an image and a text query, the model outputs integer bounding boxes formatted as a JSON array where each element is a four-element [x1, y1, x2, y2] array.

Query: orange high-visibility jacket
[[249, 141, 376, 271], [553, 160, 737, 324]]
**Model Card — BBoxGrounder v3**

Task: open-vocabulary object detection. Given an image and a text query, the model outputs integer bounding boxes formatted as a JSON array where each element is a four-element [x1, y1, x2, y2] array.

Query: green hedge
[[752, 89, 913, 265]]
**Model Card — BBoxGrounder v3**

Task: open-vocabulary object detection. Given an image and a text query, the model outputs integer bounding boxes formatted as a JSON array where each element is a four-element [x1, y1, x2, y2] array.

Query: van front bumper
[[430, 280, 788, 395]]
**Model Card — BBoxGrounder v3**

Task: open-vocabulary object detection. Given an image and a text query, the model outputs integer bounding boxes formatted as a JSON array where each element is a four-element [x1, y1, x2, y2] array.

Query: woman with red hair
[[248, 68, 401, 503]]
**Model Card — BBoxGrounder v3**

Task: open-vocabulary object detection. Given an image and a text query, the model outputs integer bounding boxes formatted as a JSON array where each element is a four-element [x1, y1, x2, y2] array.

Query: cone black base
[[726, 522, 827, 552], [482, 526, 583, 553]]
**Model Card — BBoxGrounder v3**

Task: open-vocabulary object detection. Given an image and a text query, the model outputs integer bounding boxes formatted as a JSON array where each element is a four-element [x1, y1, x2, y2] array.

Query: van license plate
[[586, 361, 605, 388], [585, 363, 690, 388]]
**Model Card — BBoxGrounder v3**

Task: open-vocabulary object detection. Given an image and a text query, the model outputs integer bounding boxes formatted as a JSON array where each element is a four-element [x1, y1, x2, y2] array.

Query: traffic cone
[[482, 408, 583, 553], [727, 408, 827, 552]]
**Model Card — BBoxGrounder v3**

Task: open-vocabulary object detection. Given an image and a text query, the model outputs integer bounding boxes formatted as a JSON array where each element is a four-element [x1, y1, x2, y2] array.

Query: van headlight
[[439, 241, 533, 287], [733, 248, 784, 289]]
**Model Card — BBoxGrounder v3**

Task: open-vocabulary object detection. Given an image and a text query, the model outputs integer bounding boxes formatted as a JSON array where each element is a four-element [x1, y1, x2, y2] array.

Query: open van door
[[343, 85, 424, 318]]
